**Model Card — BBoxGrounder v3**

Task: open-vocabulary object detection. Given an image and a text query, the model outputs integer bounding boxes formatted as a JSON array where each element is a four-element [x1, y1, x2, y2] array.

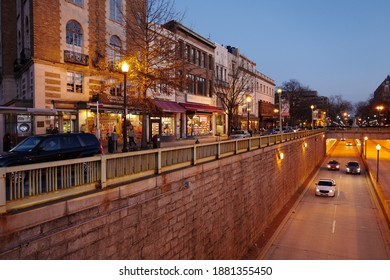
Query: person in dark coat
[[3, 133, 12, 152]]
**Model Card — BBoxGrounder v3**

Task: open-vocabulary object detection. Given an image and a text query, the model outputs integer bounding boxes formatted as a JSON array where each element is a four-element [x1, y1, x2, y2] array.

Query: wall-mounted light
[[278, 152, 284, 160], [303, 142, 308, 148]]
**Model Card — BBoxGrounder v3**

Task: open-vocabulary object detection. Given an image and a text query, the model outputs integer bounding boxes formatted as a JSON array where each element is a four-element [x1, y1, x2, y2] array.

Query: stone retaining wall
[[0, 135, 325, 259]]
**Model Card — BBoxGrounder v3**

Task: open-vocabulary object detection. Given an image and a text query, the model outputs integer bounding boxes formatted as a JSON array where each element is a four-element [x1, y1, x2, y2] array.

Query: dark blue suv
[[0, 133, 104, 167]]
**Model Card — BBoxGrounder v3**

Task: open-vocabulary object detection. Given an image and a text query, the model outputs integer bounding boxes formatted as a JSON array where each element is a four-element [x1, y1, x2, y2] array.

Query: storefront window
[[187, 114, 212, 136], [216, 114, 226, 135], [162, 117, 174, 136]]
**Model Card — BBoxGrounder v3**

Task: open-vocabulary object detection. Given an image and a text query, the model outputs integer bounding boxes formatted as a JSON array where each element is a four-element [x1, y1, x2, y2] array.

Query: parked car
[[346, 141, 353, 146], [0, 133, 104, 167], [228, 130, 251, 139], [327, 160, 340, 170], [315, 178, 336, 197], [346, 161, 361, 174]]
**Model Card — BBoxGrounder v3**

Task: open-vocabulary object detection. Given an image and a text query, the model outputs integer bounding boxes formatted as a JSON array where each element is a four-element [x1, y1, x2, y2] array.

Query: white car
[[315, 178, 336, 197], [228, 130, 251, 139]]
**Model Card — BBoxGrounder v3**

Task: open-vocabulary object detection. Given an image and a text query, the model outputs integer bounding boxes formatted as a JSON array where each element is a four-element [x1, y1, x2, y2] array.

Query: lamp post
[[310, 105, 314, 129], [364, 136, 368, 159], [246, 95, 252, 131], [376, 105, 384, 126], [122, 62, 129, 152], [277, 88, 282, 133], [376, 144, 381, 182]]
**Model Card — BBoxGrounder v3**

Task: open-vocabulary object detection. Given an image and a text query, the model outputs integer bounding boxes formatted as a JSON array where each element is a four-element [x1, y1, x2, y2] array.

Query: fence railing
[[0, 129, 323, 213]]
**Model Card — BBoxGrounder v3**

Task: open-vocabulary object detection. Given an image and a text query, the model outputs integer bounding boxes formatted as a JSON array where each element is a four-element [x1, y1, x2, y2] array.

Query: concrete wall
[[0, 135, 325, 259]]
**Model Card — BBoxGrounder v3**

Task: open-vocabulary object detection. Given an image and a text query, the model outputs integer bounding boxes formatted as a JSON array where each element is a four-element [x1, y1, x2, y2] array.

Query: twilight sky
[[174, 0, 390, 104]]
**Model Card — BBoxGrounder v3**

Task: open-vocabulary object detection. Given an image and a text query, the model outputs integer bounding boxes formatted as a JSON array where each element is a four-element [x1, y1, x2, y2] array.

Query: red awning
[[180, 102, 224, 113], [154, 100, 186, 113]]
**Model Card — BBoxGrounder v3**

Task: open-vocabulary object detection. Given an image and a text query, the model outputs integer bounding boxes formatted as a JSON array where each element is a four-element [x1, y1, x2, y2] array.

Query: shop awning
[[155, 100, 186, 113], [0, 106, 77, 115], [180, 102, 224, 113]]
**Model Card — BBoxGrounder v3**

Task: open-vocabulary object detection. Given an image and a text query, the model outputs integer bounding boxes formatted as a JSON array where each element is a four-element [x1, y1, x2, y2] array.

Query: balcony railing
[[0, 129, 323, 213], [64, 50, 89, 66]]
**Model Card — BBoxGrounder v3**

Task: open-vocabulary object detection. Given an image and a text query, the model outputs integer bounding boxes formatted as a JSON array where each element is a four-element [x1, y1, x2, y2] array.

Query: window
[[66, 21, 82, 50], [187, 74, 195, 93], [202, 53, 206, 68], [192, 48, 196, 64], [198, 77, 205, 96], [109, 35, 122, 63], [110, 0, 122, 22], [42, 138, 60, 151], [108, 79, 122, 96], [69, 0, 83, 6], [197, 50, 201, 66], [67, 72, 83, 93], [209, 55, 213, 70], [186, 45, 190, 62]]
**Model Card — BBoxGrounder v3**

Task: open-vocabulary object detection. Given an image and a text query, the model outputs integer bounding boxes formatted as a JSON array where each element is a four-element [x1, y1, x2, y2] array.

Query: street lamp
[[376, 144, 381, 182], [310, 105, 314, 129], [246, 95, 252, 131], [376, 105, 384, 126], [364, 136, 368, 159], [277, 88, 282, 133], [122, 62, 129, 152]]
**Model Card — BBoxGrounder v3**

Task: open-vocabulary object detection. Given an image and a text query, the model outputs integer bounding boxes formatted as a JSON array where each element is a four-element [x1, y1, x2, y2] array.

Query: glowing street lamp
[[376, 105, 384, 126], [246, 95, 252, 131], [122, 62, 129, 152], [376, 144, 381, 182], [277, 88, 282, 133], [364, 136, 368, 159], [310, 105, 315, 129]]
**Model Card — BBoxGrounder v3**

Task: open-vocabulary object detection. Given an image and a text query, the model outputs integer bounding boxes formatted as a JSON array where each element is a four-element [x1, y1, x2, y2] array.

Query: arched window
[[109, 35, 122, 63], [66, 20, 82, 51]]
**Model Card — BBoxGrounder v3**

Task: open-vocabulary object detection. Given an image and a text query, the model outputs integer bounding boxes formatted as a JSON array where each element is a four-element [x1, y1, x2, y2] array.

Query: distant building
[[373, 75, 390, 104]]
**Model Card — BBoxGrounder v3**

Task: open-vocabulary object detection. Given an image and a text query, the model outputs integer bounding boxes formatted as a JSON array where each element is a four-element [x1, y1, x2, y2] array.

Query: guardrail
[[0, 129, 323, 213]]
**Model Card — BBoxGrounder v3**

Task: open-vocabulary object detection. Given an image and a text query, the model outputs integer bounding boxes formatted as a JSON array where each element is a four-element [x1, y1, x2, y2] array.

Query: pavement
[[363, 139, 390, 222], [102, 135, 228, 154]]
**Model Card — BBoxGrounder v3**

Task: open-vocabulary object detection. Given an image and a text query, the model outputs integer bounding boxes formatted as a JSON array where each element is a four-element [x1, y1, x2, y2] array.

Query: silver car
[[346, 161, 361, 174], [315, 179, 336, 197]]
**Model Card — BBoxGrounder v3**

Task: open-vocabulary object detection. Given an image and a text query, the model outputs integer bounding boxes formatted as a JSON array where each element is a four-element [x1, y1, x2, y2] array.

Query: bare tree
[[118, 0, 186, 148], [280, 79, 312, 126], [91, 0, 185, 148], [214, 60, 253, 135], [328, 95, 353, 125]]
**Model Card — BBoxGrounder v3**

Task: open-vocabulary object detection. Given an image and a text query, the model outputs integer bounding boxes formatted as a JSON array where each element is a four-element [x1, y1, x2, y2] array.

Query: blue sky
[[174, 0, 390, 104]]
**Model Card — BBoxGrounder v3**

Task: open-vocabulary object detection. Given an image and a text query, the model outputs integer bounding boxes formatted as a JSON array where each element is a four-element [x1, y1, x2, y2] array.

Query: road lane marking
[[332, 220, 336, 234]]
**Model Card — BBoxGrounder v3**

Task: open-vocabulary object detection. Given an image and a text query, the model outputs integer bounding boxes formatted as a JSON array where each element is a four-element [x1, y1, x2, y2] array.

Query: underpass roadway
[[259, 139, 390, 260]]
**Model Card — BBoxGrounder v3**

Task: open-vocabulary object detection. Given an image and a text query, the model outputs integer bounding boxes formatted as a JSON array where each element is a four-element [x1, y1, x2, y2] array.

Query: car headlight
[[357, 168, 361, 172], [336, 165, 339, 168], [347, 168, 350, 172], [329, 190, 334, 193], [327, 165, 331, 168]]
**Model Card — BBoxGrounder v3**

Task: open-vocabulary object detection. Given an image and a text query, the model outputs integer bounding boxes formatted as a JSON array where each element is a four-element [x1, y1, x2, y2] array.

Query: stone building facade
[[0, 0, 275, 151]]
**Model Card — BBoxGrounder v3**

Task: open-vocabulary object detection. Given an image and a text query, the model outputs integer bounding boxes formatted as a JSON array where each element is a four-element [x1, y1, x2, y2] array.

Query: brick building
[[0, 0, 275, 151]]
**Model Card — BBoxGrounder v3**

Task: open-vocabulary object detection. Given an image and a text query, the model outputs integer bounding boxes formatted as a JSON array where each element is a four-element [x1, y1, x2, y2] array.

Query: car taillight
[[100, 144, 105, 155]]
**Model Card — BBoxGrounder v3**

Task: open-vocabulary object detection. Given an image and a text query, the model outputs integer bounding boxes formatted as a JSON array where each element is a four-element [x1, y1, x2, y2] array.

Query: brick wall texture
[[0, 135, 325, 259]]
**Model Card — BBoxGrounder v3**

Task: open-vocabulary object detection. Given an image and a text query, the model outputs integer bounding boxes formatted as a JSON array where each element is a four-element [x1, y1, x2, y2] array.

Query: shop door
[[151, 119, 161, 137]]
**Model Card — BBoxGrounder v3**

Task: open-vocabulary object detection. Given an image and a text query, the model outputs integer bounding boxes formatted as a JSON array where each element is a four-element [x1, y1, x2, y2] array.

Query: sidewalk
[[364, 139, 390, 222], [102, 135, 228, 154]]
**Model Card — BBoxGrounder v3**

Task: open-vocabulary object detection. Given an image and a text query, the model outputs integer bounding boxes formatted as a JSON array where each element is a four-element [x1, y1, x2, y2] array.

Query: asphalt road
[[261, 139, 390, 259]]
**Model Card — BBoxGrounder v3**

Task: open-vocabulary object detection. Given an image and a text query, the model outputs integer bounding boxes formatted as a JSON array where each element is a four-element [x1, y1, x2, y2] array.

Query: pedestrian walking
[[112, 128, 118, 153]]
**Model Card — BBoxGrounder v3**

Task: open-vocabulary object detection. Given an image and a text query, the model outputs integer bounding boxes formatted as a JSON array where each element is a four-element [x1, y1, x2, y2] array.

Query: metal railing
[[0, 129, 323, 213]]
